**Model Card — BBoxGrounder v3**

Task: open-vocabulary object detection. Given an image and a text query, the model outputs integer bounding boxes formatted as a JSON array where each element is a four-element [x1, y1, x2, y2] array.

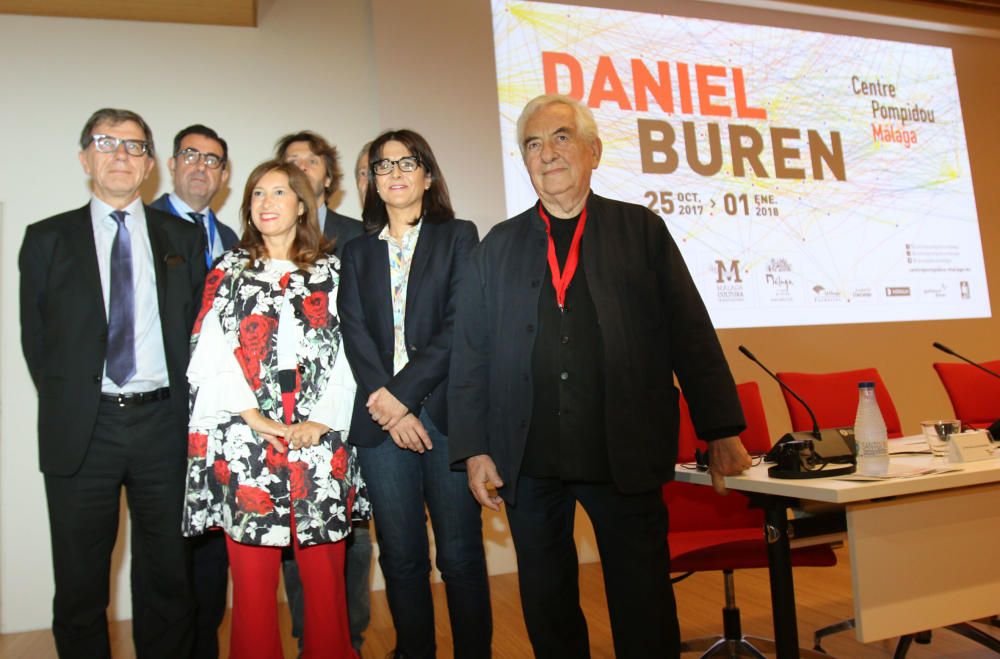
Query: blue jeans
[[357, 411, 492, 659]]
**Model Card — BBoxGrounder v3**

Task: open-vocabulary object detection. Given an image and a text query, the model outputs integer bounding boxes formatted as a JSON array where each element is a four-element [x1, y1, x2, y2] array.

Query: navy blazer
[[337, 217, 479, 447], [322, 208, 363, 258], [150, 193, 239, 250]]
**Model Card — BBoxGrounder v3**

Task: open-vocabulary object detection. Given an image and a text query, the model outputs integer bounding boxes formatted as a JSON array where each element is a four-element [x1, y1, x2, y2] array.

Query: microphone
[[739, 345, 820, 439], [738, 345, 856, 466], [933, 342, 1000, 441], [933, 342, 1000, 380]]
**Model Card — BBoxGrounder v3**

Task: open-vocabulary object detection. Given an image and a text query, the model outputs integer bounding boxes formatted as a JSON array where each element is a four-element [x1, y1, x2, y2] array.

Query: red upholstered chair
[[664, 381, 837, 657], [933, 360, 1000, 429], [776, 368, 904, 438]]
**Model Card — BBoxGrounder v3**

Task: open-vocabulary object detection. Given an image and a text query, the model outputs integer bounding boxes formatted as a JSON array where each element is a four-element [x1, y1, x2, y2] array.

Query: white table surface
[[673, 435, 1000, 504]]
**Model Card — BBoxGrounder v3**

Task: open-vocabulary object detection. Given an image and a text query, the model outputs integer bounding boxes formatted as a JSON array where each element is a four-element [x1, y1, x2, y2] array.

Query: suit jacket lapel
[[68, 205, 108, 326], [323, 206, 336, 240], [406, 221, 433, 318], [581, 194, 608, 313], [368, 236, 395, 346], [145, 209, 169, 318]]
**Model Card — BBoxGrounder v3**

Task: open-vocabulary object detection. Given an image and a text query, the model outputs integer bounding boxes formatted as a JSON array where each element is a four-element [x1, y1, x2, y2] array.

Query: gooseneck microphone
[[933, 342, 1000, 380], [933, 342, 1000, 441], [737, 345, 857, 476], [738, 345, 821, 439]]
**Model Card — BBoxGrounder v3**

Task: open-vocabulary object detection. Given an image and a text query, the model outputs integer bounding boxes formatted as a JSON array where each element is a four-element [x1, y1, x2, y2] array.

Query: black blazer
[[337, 217, 479, 447], [323, 208, 364, 258], [149, 192, 239, 249], [19, 204, 207, 475], [448, 194, 745, 502]]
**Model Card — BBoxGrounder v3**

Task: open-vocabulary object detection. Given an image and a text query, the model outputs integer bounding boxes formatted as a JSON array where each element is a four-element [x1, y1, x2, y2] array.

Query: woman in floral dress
[[182, 159, 368, 658]]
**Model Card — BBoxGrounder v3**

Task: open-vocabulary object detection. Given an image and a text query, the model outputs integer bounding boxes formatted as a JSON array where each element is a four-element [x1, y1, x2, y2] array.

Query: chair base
[[814, 618, 854, 652], [682, 635, 831, 658], [944, 622, 1000, 653], [818, 620, 999, 658], [680, 570, 836, 658], [681, 635, 769, 658]]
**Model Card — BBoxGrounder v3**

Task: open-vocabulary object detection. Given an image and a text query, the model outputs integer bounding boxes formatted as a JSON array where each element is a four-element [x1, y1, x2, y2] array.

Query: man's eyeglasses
[[175, 148, 225, 169], [90, 134, 149, 157], [372, 156, 421, 176]]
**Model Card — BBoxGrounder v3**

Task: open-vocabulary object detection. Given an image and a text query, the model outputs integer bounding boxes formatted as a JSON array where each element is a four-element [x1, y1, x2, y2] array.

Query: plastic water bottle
[[854, 381, 889, 476]]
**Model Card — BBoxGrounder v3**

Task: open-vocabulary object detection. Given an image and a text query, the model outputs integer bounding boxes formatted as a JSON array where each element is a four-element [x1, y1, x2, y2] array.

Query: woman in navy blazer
[[337, 130, 490, 659]]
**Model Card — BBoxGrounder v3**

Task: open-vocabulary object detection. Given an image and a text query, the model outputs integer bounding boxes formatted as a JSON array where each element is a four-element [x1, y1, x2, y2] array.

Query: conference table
[[674, 438, 1000, 658]]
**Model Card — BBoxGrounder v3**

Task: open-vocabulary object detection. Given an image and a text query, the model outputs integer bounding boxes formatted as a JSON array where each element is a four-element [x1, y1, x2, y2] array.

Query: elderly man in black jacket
[[449, 94, 752, 658]]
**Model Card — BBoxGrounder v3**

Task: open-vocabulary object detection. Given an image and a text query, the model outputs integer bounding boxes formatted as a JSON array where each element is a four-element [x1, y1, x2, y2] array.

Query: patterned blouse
[[378, 219, 423, 375], [181, 250, 370, 547]]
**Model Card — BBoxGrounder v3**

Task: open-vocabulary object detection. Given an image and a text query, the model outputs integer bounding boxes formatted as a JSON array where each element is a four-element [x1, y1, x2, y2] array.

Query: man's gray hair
[[79, 108, 155, 158], [515, 94, 599, 156]]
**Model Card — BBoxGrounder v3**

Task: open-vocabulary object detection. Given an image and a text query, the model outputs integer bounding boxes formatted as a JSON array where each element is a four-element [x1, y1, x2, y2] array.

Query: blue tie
[[107, 210, 136, 387], [189, 212, 215, 269]]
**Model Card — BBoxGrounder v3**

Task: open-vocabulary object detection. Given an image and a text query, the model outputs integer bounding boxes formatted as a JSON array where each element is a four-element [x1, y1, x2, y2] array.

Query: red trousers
[[226, 532, 355, 659], [227, 392, 355, 658]]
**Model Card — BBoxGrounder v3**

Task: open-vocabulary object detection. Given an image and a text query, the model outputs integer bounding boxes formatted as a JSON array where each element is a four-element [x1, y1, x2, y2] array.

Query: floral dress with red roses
[[182, 249, 370, 547]]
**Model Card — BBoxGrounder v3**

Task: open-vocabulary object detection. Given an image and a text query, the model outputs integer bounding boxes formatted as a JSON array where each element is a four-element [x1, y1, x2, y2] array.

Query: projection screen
[[492, 0, 991, 328]]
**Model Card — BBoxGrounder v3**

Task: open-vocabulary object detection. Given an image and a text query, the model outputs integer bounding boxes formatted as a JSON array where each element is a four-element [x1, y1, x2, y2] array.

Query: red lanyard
[[538, 202, 588, 310]]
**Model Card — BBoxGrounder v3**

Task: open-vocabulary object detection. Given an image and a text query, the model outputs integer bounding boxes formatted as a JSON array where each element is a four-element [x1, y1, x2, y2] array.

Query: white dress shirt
[[90, 196, 169, 394]]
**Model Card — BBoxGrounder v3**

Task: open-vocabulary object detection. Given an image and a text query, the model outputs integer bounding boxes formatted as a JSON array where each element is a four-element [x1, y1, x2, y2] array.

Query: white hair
[[515, 94, 600, 157]]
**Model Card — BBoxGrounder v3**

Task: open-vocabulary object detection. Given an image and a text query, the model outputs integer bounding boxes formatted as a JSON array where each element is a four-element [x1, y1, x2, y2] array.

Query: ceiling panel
[[0, 0, 256, 27]]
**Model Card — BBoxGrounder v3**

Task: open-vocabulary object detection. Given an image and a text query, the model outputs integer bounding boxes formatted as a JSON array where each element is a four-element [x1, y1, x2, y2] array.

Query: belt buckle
[[116, 393, 128, 408]]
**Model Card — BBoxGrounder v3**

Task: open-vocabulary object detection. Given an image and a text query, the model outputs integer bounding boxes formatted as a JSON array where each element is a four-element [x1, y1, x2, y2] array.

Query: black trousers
[[189, 531, 229, 659], [44, 398, 195, 659], [505, 477, 680, 659]]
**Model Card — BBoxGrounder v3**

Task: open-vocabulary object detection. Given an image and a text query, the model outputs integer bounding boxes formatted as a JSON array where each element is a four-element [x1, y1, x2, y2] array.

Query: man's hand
[[387, 413, 433, 453], [286, 420, 330, 450], [367, 387, 409, 430], [707, 435, 752, 495], [466, 454, 504, 511]]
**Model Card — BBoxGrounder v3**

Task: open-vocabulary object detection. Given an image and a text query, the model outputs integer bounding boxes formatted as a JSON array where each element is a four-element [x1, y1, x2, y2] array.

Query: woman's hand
[[367, 387, 409, 430], [388, 413, 433, 453], [286, 421, 330, 450], [240, 408, 288, 453]]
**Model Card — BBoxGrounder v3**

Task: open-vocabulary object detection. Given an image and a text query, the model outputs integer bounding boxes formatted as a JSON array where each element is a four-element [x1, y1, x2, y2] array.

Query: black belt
[[100, 387, 171, 407]]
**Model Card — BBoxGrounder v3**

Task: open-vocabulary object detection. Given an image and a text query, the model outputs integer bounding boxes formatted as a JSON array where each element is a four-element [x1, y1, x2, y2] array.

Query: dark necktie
[[189, 212, 214, 268], [107, 210, 136, 387]]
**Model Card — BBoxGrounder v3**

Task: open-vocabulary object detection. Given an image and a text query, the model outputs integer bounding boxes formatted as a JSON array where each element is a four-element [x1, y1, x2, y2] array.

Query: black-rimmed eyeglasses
[[90, 134, 149, 157], [372, 156, 421, 176]]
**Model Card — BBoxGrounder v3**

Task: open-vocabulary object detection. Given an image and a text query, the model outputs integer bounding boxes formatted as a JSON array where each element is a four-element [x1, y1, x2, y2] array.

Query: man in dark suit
[[275, 130, 370, 653], [277, 130, 363, 257], [19, 108, 205, 658], [449, 95, 753, 658], [150, 124, 238, 266], [149, 123, 235, 659]]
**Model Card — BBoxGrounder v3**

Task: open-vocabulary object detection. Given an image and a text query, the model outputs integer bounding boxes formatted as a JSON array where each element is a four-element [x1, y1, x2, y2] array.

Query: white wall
[[0, 0, 380, 633]]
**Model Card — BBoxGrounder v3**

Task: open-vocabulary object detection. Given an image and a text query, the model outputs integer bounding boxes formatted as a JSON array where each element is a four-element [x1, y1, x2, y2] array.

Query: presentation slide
[[492, 0, 991, 328]]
